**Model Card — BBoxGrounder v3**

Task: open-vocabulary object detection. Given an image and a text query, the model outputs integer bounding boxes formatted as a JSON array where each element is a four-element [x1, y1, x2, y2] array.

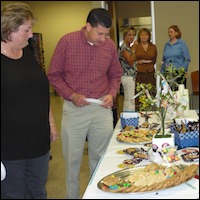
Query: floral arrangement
[[136, 71, 187, 138], [161, 64, 186, 91]]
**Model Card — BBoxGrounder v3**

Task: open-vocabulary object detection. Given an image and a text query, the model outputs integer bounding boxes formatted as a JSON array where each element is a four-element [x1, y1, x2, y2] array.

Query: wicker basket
[[120, 112, 139, 128], [170, 127, 199, 148]]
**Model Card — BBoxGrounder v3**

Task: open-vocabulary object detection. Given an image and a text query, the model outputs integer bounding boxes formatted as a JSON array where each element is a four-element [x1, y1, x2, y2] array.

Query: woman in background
[[118, 26, 137, 111], [134, 28, 157, 111], [161, 25, 191, 89], [1, 3, 58, 198]]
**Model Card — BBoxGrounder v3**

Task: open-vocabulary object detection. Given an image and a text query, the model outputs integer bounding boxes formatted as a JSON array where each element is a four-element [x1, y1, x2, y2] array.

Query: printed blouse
[[118, 43, 137, 80]]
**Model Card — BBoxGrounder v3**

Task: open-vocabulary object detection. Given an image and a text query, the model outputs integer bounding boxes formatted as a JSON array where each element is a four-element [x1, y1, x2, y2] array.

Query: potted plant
[[136, 72, 186, 138]]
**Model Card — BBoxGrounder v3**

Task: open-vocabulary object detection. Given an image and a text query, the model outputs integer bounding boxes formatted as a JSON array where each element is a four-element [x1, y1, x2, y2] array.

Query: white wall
[[154, 1, 199, 109], [154, 1, 199, 85]]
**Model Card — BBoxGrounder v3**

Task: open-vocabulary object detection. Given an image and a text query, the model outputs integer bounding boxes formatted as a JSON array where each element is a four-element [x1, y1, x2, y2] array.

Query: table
[[82, 110, 199, 199]]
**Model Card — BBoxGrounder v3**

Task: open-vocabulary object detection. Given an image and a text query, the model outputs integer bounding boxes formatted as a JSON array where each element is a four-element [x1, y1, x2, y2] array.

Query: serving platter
[[116, 147, 150, 168], [97, 163, 198, 194], [181, 151, 199, 162], [116, 129, 157, 144], [178, 147, 199, 163]]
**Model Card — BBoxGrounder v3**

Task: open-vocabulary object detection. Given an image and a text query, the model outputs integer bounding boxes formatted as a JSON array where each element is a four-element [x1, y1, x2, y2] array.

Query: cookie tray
[[97, 164, 198, 194]]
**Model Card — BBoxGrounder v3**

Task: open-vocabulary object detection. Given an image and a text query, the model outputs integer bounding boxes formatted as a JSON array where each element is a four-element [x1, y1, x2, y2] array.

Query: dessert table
[[82, 110, 199, 199]]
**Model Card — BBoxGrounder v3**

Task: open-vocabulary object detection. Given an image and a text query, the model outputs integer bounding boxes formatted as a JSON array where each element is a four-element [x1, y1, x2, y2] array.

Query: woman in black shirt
[[1, 3, 58, 199]]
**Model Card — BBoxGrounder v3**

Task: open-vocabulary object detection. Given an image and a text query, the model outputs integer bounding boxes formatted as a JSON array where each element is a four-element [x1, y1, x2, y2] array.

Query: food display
[[172, 119, 199, 133], [120, 125, 135, 132], [116, 147, 149, 168], [139, 121, 149, 128], [144, 142, 152, 147], [98, 163, 198, 193], [139, 121, 159, 129], [117, 129, 157, 144], [181, 148, 199, 153], [117, 160, 135, 169], [181, 150, 199, 162], [116, 147, 147, 155], [158, 146, 180, 163]]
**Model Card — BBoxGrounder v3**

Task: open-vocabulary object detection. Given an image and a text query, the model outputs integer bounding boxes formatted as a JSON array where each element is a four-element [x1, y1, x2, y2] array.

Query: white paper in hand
[[85, 98, 103, 105]]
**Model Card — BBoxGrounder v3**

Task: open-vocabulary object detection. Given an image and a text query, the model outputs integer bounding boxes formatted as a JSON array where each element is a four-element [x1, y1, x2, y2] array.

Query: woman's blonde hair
[[1, 3, 37, 42], [123, 26, 136, 40]]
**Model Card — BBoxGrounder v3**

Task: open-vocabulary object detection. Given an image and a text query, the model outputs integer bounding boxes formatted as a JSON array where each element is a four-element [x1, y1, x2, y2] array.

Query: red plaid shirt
[[48, 27, 122, 100]]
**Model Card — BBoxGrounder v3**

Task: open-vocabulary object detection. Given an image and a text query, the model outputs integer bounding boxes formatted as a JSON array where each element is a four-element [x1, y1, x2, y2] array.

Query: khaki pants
[[61, 100, 113, 199], [121, 76, 136, 111]]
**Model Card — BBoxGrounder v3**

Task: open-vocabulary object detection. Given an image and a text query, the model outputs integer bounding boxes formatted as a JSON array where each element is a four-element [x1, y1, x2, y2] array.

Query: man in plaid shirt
[[48, 8, 122, 199]]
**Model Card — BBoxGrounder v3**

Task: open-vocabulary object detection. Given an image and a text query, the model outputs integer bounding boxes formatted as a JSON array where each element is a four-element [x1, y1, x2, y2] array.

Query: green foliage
[[136, 83, 157, 112], [162, 65, 186, 91], [135, 72, 183, 135]]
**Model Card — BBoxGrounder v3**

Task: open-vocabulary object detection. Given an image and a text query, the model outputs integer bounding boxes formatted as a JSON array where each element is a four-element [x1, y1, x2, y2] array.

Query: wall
[[154, 1, 199, 109], [116, 1, 151, 18], [28, 1, 92, 76]]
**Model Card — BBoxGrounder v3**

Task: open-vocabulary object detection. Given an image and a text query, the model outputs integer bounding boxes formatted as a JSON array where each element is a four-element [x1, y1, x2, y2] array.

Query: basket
[[120, 112, 139, 128], [170, 126, 199, 148]]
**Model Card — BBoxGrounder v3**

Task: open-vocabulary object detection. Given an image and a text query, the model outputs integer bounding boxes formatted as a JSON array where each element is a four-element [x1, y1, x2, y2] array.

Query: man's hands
[[70, 93, 113, 109]]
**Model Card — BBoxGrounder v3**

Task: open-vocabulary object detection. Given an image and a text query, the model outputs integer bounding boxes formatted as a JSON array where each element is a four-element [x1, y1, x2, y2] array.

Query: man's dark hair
[[86, 8, 112, 28]]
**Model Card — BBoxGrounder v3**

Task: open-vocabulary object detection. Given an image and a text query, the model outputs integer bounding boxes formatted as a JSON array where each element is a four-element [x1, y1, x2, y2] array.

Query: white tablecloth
[[82, 110, 199, 199]]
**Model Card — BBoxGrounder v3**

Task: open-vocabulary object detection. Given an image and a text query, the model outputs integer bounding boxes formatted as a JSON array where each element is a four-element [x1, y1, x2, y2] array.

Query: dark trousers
[[112, 108, 118, 128], [1, 151, 50, 199]]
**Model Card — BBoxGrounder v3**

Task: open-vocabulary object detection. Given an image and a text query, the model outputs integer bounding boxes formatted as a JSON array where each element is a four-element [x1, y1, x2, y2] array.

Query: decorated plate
[[116, 129, 157, 144], [181, 148, 199, 153], [97, 163, 198, 193], [181, 151, 199, 162], [177, 148, 199, 163], [116, 147, 150, 168]]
